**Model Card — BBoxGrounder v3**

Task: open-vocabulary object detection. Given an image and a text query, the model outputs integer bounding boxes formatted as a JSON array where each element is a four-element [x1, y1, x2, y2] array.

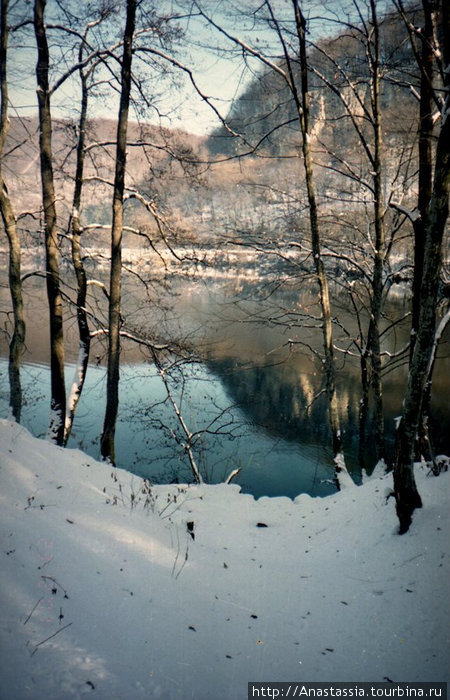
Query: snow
[[0, 418, 448, 699], [333, 452, 356, 491]]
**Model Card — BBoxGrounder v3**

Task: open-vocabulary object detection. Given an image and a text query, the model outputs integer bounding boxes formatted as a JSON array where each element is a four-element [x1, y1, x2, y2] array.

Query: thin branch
[[30, 623, 73, 657]]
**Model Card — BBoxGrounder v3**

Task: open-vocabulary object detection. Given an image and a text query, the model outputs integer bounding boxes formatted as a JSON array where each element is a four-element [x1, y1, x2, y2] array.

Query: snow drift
[[0, 419, 448, 699]]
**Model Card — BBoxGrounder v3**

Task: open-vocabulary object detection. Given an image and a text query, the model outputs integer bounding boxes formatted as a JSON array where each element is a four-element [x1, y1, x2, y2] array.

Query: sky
[[5, 0, 391, 136], [6, 0, 258, 135]]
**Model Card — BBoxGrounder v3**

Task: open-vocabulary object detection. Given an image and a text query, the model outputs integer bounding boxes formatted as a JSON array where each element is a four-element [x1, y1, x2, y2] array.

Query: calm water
[[1, 273, 449, 498], [0, 358, 338, 498]]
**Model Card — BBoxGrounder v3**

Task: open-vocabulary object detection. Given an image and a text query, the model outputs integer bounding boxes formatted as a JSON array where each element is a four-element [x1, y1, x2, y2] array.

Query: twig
[[175, 544, 189, 580], [41, 575, 69, 599], [171, 528, 190, 580], [30, 622, 73, 657], [23, 597, 44, 626], [225, 468, 241, 484]]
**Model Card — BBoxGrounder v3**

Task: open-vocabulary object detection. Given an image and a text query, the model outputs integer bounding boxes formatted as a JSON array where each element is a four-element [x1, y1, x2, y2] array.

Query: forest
[[0, 0, 449, 535]]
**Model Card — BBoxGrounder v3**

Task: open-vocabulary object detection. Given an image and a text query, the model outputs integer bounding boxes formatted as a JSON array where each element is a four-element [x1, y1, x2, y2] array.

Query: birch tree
[[63, 10, 115, 445]]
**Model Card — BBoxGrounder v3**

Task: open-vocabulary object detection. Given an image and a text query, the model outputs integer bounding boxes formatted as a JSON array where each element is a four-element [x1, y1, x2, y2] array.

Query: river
[[1, 267, 448, 499]]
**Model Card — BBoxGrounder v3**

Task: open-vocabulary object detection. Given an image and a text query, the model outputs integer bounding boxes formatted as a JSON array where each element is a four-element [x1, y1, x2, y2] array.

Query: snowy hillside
[[0, 419, 448, 699]]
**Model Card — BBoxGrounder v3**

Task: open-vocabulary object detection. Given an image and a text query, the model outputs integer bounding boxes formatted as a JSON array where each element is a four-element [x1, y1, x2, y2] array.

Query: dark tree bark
[[413, 0, 438, 460], [411, 0, 435, 363], [394, 0, 450, 533], [0, 0, 25, 422], [101, 0, 136, 463], [366, 0, 385, 462], [34, 0, 66, 444], [395, 0, 439, 463], [358, 351, 370, 469]]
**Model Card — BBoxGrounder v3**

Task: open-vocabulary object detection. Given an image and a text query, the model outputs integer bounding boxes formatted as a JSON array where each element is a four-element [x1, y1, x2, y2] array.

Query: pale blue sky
[[6, 0, 390, 136]]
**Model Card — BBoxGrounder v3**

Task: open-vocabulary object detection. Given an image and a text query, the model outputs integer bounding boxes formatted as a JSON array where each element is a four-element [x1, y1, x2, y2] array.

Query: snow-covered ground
[[0, 419, 448, 699]]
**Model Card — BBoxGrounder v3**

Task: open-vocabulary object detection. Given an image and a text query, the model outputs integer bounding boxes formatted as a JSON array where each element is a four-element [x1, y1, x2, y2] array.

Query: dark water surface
[[1, 274, 449, 498]]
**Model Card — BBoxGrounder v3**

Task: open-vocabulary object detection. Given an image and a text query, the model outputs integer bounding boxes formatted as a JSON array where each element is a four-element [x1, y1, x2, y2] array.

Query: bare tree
[[193, 0, 348, 481], [393, 0, 450, 533], [393, 0, 443, 463], [395, 0, 436, 363], [34, 0, 66, 444], [63, 39, 91, 446], [0, 0, 26, 421], [101, 0, 137, 464], [63, 10, 114, 445], [291, 0, 345, 471], [364, 0, 386, 462], [308, 0, 416, 466]]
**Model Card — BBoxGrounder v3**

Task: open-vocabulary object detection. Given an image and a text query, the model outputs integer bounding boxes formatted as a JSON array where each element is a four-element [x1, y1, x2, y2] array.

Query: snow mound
[[0, 419, 448, 699]]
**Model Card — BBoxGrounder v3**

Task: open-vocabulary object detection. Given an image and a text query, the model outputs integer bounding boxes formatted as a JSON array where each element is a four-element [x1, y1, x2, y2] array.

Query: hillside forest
[[0, 0, 449, 533]]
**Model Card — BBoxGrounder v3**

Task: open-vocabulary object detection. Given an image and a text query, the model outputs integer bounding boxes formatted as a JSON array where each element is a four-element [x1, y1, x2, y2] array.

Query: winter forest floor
[[0, 419, 449, 699]]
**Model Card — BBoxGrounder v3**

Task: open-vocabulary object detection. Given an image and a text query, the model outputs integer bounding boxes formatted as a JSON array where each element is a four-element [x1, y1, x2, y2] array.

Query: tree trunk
[[293, 0, 344, 470], [101, 0, 136, 463], [394, 0, 450, 533], [418, 308, 450, 467], [367, 0, 385, 462], [412, 0, 437, 459], [358, 352, 370, 468], [34, 0, 66, 444], [64, 48, 90, 445], [0, 0, 26, 422], [0, 189, 25, 421], [410, 0, 435, 365]]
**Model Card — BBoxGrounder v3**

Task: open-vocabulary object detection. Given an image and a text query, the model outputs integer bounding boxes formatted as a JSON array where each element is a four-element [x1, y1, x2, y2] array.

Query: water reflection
[[1, 274, 449, 498], [0, 358, 338, 499], [185, 279, 450, 470]]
